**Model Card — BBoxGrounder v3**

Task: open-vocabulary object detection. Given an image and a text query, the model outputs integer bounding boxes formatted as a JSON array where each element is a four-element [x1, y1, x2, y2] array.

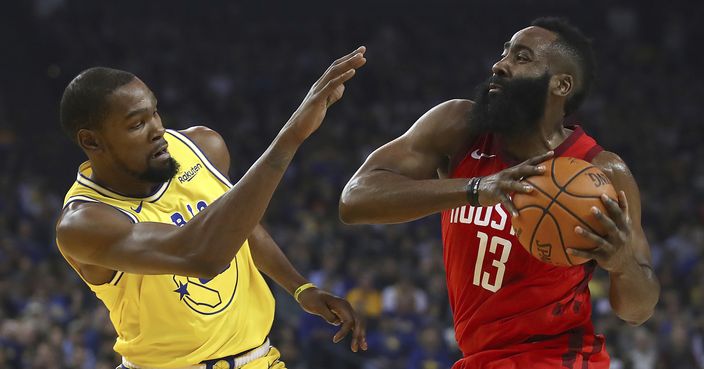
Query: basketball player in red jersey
[[339, 18, 659, 368]]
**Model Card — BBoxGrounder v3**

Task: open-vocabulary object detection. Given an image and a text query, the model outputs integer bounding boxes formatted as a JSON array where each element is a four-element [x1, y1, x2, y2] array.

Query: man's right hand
[[477, 151, 554, 216], [281, 46, 367, 144]]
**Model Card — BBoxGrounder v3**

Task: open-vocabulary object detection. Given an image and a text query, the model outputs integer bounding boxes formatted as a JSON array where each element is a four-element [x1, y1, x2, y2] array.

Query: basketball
[[511, 157, 618, 267]]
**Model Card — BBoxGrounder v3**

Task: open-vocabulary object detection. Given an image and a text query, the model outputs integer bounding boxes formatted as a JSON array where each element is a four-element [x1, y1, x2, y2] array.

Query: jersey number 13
[[473, 231, 512, 292]]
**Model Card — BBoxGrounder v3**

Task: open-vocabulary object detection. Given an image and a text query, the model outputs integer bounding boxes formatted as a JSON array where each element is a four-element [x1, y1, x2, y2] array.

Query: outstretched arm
[[569, 151, 660, 325], [187, 120, 367, 352], [57, 47, 367, 279]]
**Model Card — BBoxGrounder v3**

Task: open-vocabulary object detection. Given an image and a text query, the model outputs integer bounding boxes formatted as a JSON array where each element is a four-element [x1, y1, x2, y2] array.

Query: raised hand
[[297, 287, 368, 353], [477, 151, 554, 216], [282, 46, 367, 144]]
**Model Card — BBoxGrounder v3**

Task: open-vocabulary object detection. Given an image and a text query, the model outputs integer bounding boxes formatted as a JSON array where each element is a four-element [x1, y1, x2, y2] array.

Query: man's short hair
[[531, 17, 596, 116], [59, 67, 135, 143]]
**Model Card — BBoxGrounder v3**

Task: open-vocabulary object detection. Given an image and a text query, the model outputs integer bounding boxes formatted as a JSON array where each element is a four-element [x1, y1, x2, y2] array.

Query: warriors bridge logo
[[172, 261, 239, 315]]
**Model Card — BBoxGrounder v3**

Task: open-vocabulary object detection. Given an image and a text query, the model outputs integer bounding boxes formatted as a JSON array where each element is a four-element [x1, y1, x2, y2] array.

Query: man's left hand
[[297, 288, 368, 352], [567, 191, 637, 273]]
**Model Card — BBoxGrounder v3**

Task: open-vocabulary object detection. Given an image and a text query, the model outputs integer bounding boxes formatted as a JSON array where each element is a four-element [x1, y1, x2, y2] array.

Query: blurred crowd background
[[0, 0, 702, 368]]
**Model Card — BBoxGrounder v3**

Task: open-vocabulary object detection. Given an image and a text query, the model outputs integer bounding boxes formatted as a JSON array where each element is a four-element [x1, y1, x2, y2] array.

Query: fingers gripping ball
[[511, 157, 617, 266]]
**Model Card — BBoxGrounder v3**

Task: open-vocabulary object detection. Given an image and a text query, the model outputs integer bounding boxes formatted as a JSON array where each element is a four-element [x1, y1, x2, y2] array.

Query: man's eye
[[517, 55, 530, 62]]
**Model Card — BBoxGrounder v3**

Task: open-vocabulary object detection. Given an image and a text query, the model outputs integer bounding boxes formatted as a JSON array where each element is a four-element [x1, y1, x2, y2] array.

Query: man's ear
[[550, 74, 573, 97], [77, 129, 102, 153]]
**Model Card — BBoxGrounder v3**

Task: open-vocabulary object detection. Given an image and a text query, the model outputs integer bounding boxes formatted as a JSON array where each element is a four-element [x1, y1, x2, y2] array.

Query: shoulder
[[414, 99, 474, 131], [178, 125, 227, 157], [56, 201, 132, 256], [433, 98, 474, 117], [56, 201, 134, 282], [407, 99, 475, 156], [591, 150, 642, 214], [590, 150, 634, 181], [178, 126, 230, 177], [58, 201, 133, 232]]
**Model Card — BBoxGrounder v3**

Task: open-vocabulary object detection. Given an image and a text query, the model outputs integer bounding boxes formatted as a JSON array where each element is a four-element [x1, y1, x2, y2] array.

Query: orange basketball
[[511, 157, 617, 266]]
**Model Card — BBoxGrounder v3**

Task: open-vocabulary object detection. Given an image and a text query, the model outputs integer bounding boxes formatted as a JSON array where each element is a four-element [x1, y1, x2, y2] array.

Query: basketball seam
[[549, 159, 596, 189], [550, 162, 602, 234], [514, 205, 547, 257], [523, 179, 552, 201], [515, 184, 553, 211], [524, 161, 601, 265], [527, 185, 600, 245], [548, 160, 597, 219], [550, 157, 560, 187], [522, 179, 553, 259], [557, 165, 597, 190], [550, 160, 599, 234], [559, 191, 605, 199], [551, 198, 600, 235], [529, 190, 562, 263], [528, 207, 548, 260], [536, 182, 561, 214], [515, 204, 550, 211], [543, 210, 575, 266]]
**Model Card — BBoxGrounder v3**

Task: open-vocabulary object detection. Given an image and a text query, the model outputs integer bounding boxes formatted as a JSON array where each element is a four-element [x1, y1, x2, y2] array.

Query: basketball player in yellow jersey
[[55, 47, 368, 369]]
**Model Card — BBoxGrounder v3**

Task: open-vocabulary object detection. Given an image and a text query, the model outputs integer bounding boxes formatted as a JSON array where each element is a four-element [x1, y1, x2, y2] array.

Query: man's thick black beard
[[469, 72, 551, 137]]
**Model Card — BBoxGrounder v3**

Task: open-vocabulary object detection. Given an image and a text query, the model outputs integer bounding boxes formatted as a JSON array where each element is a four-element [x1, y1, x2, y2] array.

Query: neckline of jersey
[[75, 161, 171, 203], [494, 124, 585, 166]]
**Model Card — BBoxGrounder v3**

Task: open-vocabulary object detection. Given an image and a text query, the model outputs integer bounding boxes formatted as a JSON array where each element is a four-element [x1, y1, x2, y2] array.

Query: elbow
[[631, 296, 659, 326], [339, 172, 369, 225], [177, 223, 241, 279], [191, 259, 229, 279], [615, 292, 659, 327], [338, 200, 355, 224], [621, 308, 655, 327], [188, 247, 232, 279], [339, 193, 365, 225], [611, 265, 661, 327], [339, 171, 387, 224]]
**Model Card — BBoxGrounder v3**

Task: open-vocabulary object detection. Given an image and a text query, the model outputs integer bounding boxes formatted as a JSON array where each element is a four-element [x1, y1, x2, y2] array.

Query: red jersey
[[441, 126, 610, 369]]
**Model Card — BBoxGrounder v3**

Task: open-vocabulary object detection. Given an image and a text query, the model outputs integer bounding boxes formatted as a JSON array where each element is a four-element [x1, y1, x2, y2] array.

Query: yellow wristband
[[294, 283, 317, 302]]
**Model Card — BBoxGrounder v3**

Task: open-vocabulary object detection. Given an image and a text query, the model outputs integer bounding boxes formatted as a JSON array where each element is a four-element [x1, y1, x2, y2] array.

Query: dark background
[[0, 0, 702, 368]]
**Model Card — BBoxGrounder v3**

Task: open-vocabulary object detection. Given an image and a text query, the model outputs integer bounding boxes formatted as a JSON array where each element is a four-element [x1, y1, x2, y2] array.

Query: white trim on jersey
[[64, 195, 139, 224], [166, 129, 234, 188], [75, 166, 170, 203]]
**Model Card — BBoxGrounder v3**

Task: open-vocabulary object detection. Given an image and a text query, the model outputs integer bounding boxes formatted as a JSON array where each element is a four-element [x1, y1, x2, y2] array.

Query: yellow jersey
[[58, 129, 275, 368]]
